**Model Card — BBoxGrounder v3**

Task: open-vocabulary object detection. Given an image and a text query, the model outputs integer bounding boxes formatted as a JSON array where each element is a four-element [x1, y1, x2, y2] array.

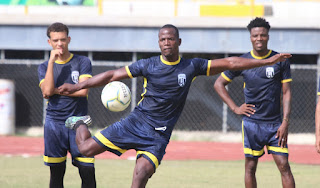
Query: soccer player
[[38, 22, 96, 188], [214, 17, 295, 187], [58, 24, 291, 188]]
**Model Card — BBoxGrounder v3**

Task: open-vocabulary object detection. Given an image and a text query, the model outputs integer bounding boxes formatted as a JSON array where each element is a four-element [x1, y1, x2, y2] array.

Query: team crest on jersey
[[178, 74, 186, 87], [266, 67, 274, 78], [71, 71, 79, 83]]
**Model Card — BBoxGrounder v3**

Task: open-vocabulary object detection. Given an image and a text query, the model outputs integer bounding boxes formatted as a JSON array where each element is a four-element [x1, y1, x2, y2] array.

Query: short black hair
[[247, 17, 270, 32], [47, 22, 69, 38], [160, 24, 180, 38]]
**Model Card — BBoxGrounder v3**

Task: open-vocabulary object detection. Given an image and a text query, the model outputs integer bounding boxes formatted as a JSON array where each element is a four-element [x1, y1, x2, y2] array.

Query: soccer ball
[[101, 81, 131, 112]]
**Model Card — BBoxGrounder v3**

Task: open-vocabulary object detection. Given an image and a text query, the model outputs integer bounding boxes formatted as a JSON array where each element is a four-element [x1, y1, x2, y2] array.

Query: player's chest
[[146, 64, 194, 88], [242, 65, 281, 81]]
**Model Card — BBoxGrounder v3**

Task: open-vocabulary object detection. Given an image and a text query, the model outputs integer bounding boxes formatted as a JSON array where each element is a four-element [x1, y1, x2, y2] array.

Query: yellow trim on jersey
[[244, 148, 265, 156], [281, 78, 292, 83], [266, 145, 289, 153], [250, 50, 272, 59], [243, 82, 246, 88], [125, 66, 133, 78], [192, 77, 197, 82], [39, 79, 45, 87], [75, 157, 95, 164], [43, 155, 67, 163], [318, 92, 320, 96], [79, 74, 92, 79], [137, 77, 147, 105], [94, 132, 127, 154], [137, 151, 159, 169], [221, 72, 232, 82], [160, 55, 181, 65], [55, 53, 74, 64], [207, 60, 211, 76]]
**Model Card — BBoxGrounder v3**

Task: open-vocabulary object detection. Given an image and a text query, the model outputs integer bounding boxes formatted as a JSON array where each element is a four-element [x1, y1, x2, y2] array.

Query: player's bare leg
[[244, 157, 258, 188], [65, 116, 107, 157], [273, 154, 295, 188], [131, 156, 155, 188]]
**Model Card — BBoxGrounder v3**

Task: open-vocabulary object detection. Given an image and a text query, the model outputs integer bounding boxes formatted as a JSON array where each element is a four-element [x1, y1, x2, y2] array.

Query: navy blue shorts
[[93, 113, 169, 170], [43, 116, 94, 167], [242, 120, 289, 158]]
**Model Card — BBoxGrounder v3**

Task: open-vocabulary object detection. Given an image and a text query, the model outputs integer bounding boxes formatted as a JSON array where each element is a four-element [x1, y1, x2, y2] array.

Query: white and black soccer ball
[[101, 81, 131, 112]]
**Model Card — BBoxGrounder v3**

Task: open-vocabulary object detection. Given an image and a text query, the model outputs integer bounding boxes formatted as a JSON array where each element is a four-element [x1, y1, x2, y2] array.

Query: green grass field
[[1, 156, 320, 187]]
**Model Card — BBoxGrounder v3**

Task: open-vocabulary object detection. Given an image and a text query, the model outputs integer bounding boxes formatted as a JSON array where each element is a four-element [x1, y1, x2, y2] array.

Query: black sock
[[49, 164, 66, 188], [73, 120, 87, 130], [78, 165, 96, 188]]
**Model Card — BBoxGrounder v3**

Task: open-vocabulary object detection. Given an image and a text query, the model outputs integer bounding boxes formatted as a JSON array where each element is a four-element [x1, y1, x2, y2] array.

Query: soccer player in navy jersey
[[58, 24, 291, 188], [38, 22, 96, 188], [214, 17, 295, 188]]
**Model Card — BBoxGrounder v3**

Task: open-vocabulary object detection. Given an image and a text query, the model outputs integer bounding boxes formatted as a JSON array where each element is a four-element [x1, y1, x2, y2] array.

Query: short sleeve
[[281, 59, 292, 83], [221, 70, 242, 82], [127, 58, 149, 78], [79, 57, 92, 79], [192, 58, 210, 76], [38, 62, 47, 87]]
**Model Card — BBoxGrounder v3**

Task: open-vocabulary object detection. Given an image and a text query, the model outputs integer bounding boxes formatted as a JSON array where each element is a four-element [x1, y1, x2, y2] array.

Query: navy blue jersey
[[125, 55, 210, 136], [222, 50, 292, 123], [38, 54, 92, 120]]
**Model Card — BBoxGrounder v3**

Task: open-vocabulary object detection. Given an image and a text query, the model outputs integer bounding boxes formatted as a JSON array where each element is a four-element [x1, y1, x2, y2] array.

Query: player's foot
[[65, 115, 92, 130]]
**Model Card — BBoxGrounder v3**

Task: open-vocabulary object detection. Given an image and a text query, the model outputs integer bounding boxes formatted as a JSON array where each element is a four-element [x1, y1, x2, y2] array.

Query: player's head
[[158, 24, 181, 61], [247, 17, 270, 54], [47, 22, 71, 54], [47, 22, 69, 38]]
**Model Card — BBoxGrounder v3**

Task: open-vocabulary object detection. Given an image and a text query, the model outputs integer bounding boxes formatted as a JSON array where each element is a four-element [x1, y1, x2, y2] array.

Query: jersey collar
[[160, 55, 181, 65], [55, 53, 74, 64], [250, 50, 272, 59]]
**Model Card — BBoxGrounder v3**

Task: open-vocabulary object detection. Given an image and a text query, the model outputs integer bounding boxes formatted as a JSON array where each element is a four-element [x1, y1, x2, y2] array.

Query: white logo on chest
[[71, 71, 79, 83], [178, 74, 186, 87], [266, 67, 274, 78]]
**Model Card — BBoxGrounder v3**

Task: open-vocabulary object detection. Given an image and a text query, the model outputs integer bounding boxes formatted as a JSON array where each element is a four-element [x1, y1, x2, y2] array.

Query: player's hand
[[267, 53, 292, 65], [58, 83, 78, 95], [234, 103, 255, 117], [276, 122, 289, 148], [49, 49, 63, 63]]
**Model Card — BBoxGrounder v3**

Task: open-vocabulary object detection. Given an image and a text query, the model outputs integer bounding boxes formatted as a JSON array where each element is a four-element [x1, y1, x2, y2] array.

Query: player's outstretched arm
[[58, 67, 129, 95], [209, 53, 292, 75]]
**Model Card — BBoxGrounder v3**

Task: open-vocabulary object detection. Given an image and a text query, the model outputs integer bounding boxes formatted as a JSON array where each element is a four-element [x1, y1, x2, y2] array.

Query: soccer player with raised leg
[[59, 24, 291, 188], [38, 22, 96, 188], [214, 17, 295, 188]]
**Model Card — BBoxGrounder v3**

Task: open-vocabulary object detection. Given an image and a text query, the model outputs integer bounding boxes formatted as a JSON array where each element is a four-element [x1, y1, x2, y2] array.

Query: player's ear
[[68, 36, 71, 44], [178, 38, 181, 46], [48, 39, 52, 47]]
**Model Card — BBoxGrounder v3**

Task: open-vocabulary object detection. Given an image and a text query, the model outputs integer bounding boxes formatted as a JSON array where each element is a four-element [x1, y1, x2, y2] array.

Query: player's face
[[158, 28, 181, 61], [250, 27, 269, 54], [48, 31, 70, 55]]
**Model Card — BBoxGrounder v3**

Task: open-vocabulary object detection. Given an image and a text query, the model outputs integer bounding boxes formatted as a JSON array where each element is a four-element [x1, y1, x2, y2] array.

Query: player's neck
[[252, 49, 269, 57], [57, 52, 72, 62]]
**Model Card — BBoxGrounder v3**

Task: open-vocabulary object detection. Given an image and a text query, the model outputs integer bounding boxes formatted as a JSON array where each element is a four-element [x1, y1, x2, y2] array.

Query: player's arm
[[213, 75, 255, 116], [276, 82, 291, 148], [316, 96, 320, 153], [208, 53, 292, 75], [53, 76, 90, 97], [58, 67, 130, 95], [40, 50, 61, 98]]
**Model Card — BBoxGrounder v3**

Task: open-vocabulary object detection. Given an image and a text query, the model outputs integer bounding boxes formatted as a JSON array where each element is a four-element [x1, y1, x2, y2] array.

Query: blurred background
[[0, 0, 318, 137]]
